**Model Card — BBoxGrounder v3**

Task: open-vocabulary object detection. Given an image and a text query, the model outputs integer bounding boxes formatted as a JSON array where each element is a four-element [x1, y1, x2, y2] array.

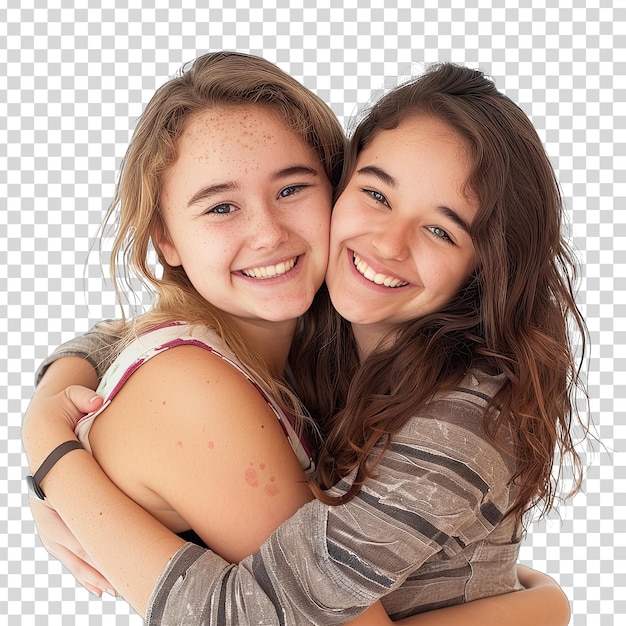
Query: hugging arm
[[397, 566, 570, 626], [25, 356, 112, 596], [25, 335, 569, 625], [25, 334, 387, 625]]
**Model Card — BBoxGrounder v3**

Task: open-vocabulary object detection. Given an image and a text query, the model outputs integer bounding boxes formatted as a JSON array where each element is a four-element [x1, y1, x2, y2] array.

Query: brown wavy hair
[[97, 51, 345, 424], [291, 63, 588, 522]]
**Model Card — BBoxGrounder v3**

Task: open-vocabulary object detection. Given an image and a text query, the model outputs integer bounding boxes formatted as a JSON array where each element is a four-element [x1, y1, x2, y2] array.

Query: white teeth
[[353, 253, 408, 288], [242, 258, 296, 279]]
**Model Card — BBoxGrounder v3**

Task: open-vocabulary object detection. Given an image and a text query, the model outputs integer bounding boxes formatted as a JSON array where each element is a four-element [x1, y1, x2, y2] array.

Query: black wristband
[[26, 440, 83, 501]]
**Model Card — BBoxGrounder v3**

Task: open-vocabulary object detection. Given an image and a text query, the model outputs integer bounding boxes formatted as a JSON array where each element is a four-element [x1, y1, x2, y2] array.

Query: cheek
[[329, 203, 356, 247], [313, 211, 332, 242], [298, 192, 332, 235], [422, 251, 470, 293], [443, 256, 475, 294]]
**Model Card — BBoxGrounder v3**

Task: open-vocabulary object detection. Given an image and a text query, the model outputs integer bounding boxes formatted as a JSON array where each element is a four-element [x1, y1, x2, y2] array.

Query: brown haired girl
[[23, 60, 579, 624]]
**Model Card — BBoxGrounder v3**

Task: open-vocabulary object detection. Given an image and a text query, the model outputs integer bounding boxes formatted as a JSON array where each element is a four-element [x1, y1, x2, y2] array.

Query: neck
[[351, 322, 395, 361], [231, 318, 297, 375]]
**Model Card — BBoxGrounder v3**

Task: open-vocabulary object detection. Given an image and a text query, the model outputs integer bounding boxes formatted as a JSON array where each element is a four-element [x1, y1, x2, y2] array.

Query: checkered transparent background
[[1, 1, 623, 624]]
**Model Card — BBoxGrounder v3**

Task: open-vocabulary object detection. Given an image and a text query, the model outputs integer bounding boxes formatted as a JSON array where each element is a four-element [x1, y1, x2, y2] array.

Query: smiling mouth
[[241, 257, 298, 279], [353, 253, 409, 288]]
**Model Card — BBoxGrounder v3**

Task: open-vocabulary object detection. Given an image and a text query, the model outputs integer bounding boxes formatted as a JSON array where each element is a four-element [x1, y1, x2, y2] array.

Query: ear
[[153, 219, 182, 267]]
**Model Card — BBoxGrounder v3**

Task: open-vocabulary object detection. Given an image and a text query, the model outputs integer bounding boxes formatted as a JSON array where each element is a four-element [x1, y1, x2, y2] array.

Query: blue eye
[[206, 203, 237, 215], [428, 226, 453, 243], [279, 185, 306, 198], [364, 189, 389, 205]]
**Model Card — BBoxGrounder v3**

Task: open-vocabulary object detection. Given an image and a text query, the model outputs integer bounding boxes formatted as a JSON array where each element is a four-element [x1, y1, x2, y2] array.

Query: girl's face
[[157, 105, 332, 327], [326, 115, 478, 351]]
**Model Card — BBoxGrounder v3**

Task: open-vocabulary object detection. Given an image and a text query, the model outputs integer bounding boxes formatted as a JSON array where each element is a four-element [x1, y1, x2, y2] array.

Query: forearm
[[23, 358, 183, 617], [396, 565, 570, 626], [33, 356, 98, 399], [25, 415, 185, 617]]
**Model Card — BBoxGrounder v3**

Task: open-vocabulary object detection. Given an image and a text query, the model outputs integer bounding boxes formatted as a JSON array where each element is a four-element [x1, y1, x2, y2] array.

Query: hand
[[56, 384, 105, 429], [23, 385, 104, 471], [30, 496, 117, 597]]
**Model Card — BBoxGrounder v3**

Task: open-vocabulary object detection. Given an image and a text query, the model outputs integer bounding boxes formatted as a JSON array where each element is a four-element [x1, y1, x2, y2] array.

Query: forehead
[[357, 116, 472, 185], [356, 115, 478, 217], [160, 104, 323, 202], [181, 104, 297, 150], [165, 104, 318, 179], [365, 115, 468, 156]]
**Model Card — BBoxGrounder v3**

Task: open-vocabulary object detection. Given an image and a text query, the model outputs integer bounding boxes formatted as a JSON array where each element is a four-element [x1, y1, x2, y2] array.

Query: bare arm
[[23, 389, 185, 614], [24, 342, 318, 609], [25, 357, 113, 595], [33, 355, 99, 397]]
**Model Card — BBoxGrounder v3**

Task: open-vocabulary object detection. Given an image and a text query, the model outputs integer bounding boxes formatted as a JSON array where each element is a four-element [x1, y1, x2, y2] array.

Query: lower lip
[[236, 257, 302, 285], [347, 249, 411, 292]]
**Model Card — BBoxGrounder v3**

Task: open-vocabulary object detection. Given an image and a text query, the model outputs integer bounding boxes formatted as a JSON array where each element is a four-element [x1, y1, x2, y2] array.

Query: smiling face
[[326, 115, 478, 354], [156, 105, 333, 329]]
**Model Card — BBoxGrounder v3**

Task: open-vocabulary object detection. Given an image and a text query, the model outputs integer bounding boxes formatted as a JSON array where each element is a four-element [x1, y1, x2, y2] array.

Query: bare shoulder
[[88, 344, 313, 559], [113, 341, 276, 408], [90, 343, 292, 465]]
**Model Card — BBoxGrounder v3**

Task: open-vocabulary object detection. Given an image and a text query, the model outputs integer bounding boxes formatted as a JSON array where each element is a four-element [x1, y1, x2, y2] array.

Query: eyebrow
[[356, 165, 398, 188], [436, 205, 472, 236], [187, 165, 320, 208], [357, 165, 472, 236], [187, 182, 238, 207]]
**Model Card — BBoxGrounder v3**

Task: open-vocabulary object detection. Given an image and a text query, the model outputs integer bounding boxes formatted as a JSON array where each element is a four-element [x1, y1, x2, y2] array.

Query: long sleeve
[[146, 370, 523, 625]]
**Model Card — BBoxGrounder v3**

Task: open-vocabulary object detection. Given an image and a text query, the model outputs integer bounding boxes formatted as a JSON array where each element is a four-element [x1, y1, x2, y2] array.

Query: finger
[[53, 543, 117, 597], [63, 385, 104, 414]]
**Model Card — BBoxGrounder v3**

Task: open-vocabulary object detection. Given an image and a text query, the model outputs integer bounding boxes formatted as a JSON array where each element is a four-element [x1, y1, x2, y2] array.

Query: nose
[[247, 204, 289, 250], [371, 218, 412, 261]]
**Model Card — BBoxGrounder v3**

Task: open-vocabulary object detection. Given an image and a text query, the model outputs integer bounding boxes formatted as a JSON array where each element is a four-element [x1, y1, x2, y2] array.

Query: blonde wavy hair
[[97, 51, 345, 426]]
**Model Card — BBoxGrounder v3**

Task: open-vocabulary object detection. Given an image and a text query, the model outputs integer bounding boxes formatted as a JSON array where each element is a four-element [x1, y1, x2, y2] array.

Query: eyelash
[[362, 188, 454, 245]]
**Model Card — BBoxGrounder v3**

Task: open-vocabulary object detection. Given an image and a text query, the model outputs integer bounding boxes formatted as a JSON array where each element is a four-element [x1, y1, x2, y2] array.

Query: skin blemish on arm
[[245, 465, 259, 488], [244, 463, 279, 495], [264, 477, 279, 497], [207, 441, 215, 449]]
